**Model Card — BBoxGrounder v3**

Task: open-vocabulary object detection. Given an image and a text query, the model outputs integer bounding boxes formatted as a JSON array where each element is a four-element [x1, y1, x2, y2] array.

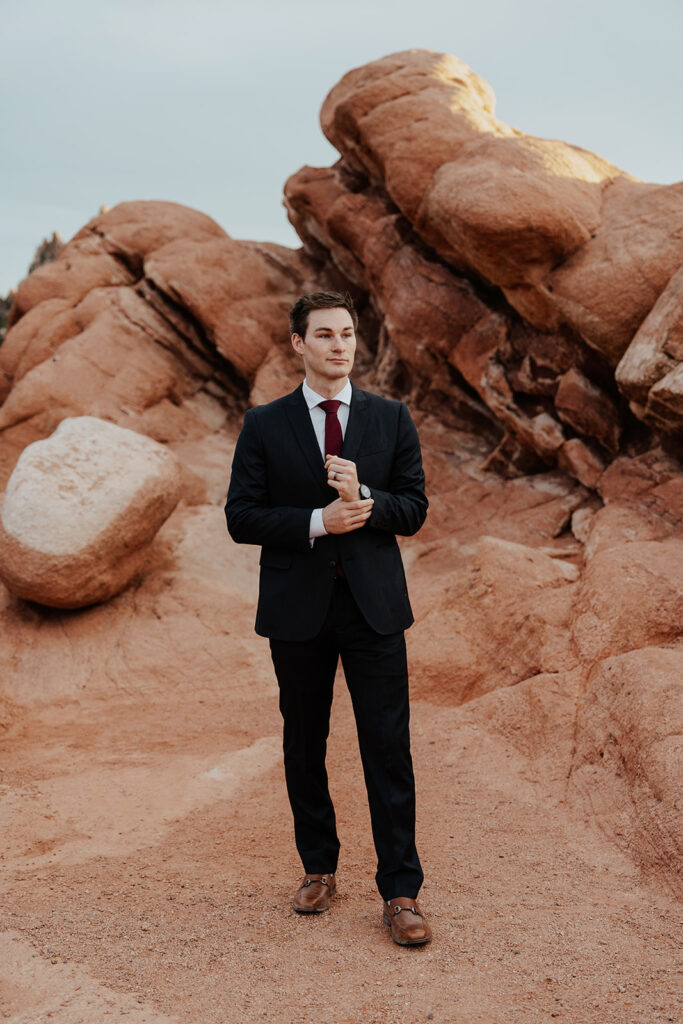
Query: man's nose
[[331, 334, 346, 348]]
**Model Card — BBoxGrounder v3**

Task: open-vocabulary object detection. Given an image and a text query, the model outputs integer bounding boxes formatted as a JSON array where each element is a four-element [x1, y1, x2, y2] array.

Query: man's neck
[[304, 375, 350, 399]]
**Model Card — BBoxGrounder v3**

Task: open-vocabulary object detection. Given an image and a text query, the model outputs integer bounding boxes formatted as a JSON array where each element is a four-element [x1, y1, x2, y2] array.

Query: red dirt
[[1, 541, 680, 1024]]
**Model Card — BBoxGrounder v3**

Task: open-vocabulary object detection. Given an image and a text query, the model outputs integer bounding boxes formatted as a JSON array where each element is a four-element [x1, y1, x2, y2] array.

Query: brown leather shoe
[[292, 872, 337, 913], [383, 897, 432, 945]]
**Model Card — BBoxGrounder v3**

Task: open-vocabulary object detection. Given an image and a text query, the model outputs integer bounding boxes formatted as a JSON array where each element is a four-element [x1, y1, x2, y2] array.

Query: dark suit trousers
[[269, 577, 424, 901]]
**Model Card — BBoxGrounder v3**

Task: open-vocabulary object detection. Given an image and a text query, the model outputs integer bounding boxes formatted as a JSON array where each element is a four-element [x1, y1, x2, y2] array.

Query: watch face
[[360, 484, 371, 498]]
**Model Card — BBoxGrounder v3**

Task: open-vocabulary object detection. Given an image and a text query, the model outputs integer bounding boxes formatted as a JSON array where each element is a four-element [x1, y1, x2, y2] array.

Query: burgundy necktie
[[319, 399, 343, 457], [318, 399, 345, 578]]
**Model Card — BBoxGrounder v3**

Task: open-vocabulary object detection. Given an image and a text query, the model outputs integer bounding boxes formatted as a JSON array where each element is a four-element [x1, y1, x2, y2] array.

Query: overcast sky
[[1, 0, 681, 294]]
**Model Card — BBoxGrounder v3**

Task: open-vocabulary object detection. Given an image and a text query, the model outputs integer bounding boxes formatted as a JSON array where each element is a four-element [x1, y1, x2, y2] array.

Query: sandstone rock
[[646, 361, 683, 432], [321, 52, 610, 268], [409, 535, 580, 707], [285, 162, 632, 478], [0, 202, 311, 487], [545, 179, 683, 363], [5, 201, 226, 330], [556, 438, 605, 489], [144, 237, 304, 379], [582, 504, 674, 560], [615, 266, 683, 426], [320, 53, 683, 351], [456, 667, 584, 784], [570, 538, 683, 663], [597, 448, 683, 531], [304, 49, 683, 443], [570, 647, 683, 884], [249, 345, 302, 407], [0, 286, 205, 437], [0, 297, 72, 398], [0, 417, 182, 608], [570, 506, 596, 544], [0, 500, 259, 707], [6, 243, 134, 328], [554, 367, 620, 453], [406, 420, 680, 888]]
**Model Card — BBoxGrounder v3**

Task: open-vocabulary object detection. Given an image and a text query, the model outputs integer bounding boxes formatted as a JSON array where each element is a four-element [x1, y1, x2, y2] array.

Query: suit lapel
[[342, 383, 369, 462], [283, 381, 370, 484], [284, 384, 327, 484]]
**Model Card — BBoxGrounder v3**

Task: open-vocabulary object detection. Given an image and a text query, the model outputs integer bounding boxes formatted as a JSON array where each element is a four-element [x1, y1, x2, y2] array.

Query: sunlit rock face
[[285, 49, 683, 470], [0, 417, 182, 608]]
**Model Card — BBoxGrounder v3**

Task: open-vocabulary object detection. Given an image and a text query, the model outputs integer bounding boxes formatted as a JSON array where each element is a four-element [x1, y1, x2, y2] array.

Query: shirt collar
[[302, 378, 352, 410]]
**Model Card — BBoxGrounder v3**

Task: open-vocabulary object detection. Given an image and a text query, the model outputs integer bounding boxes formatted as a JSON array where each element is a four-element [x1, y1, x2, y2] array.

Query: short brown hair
[[289, 291, 358, 339]]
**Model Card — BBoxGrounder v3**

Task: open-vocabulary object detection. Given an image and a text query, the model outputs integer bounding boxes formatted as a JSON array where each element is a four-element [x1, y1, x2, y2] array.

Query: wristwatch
[[359, 483, 371, 499]]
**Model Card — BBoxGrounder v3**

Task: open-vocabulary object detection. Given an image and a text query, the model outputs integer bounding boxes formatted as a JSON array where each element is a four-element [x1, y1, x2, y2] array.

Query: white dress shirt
[[302, 377, 352, 539]]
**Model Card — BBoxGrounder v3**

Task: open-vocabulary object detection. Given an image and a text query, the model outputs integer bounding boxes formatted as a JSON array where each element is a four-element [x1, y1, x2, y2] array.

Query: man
[[225, 291, 431, 946]]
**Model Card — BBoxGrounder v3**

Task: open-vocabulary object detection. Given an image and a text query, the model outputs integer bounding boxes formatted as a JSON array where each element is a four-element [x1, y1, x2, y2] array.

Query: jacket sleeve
[[225, 408, 312, 550], [366, 403, 428, 536]]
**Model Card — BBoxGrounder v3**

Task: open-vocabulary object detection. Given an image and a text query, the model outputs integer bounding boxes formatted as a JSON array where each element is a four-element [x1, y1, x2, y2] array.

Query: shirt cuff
[[309, 507, 328, 544]]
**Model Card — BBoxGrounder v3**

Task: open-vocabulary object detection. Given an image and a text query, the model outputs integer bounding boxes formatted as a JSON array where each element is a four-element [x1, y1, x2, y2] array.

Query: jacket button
[[328, 560, 336, 568]]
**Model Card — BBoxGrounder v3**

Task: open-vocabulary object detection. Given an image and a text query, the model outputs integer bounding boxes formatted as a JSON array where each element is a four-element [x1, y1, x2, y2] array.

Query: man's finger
[[327, 466, 352, 480], [336, 498, 372, 509], [346, 511, 372, 524], [325, 455, 354, 468]]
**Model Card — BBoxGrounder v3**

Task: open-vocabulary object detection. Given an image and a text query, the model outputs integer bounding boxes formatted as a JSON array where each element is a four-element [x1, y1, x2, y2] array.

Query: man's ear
[[291, 333, 305, 356]]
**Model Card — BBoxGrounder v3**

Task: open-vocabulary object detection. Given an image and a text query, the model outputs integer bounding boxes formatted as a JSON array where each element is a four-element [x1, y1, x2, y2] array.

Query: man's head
[[290, 291, 358, 393], [289, 291, 358, 340]]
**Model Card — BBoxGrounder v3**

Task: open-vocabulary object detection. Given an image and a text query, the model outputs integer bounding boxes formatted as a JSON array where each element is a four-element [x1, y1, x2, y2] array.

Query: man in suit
[[225, 291, 431, 946]]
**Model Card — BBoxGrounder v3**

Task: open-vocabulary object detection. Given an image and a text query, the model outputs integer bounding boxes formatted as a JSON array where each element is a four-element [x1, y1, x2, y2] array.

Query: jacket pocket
[[259, 548, 292, 569]]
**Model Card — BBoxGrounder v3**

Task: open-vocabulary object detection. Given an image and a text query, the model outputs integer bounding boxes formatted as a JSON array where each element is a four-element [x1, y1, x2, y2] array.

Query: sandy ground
[[1, 602, 680, 1024], [1, 433, 681, 1024]]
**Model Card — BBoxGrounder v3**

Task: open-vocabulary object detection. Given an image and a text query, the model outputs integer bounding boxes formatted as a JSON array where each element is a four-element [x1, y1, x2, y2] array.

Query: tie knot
[[319, 400, 341, 416]]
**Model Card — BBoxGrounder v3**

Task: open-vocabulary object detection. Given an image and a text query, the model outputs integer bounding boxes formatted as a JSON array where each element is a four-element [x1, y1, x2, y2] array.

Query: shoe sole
[[293, 885, 337, 913], [382, 909, 432, 945]]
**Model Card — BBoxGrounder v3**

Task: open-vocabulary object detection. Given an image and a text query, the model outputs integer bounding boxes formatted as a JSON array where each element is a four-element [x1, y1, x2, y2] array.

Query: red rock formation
[[285, 161, 624, 482], [0, 52, 680, 920], [285, 49, 683, 466], [320, 52, 683, 359], [0, 202, 318, 489]]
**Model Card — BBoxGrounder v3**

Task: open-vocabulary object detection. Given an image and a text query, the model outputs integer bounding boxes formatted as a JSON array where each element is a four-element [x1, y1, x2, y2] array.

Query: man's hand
[[322, 497, 373, 534], [325, 455, 360, 502]]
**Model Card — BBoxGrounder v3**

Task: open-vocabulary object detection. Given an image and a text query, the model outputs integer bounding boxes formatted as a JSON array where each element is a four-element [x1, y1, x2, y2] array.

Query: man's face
[[291, 307, 356, 385]]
